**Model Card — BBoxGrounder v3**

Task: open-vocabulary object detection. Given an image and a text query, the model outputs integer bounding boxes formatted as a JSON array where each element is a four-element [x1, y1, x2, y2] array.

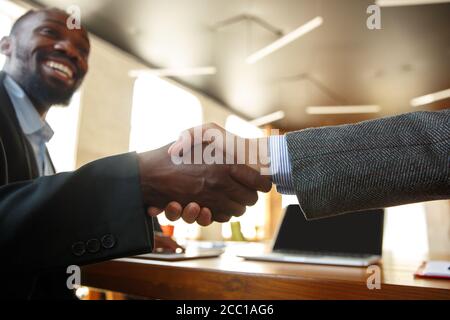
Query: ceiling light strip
[[376, 0, 450, 6], [129, 67, 217, 77], [246, 16, 323, 64], [306, 105, 381, 115], [250, 111, 286, 127], [410, 88, 450, 107]]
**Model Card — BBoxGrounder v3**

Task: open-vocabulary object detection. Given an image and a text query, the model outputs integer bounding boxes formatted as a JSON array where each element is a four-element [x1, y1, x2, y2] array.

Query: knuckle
[[214, 214, 229, 223], [264, 179, 273, 192], [257, 179, 269, 192], [248, 192, 258, 206], [192, 177, 206, 195], [234, 206, 246, 217], [209, 175, 225, 189], [167, 214, 179, 222]]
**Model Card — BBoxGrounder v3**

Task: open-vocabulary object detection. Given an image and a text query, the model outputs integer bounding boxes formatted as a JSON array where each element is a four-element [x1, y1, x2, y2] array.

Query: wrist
[[137, 146, 171, 208], [244, 138, 270, 174]]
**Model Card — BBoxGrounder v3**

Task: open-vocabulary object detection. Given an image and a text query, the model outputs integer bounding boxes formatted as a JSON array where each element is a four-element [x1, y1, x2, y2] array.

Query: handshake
[[137, 123, 273, 226]]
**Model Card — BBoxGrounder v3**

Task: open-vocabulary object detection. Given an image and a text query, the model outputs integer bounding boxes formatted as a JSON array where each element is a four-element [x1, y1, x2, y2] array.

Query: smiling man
[[2, 8, 185, 254], [0, 9, 89, 179], [3, 9, 89, 114], [0, 8, 271, 299]]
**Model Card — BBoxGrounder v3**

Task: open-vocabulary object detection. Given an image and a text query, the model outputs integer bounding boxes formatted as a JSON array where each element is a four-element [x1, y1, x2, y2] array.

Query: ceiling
[[31, 0, 450, 130]]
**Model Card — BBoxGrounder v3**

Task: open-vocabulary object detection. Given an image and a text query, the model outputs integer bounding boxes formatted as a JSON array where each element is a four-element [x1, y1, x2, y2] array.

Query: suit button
[[101, 234, 116, 249], [72, 241, 86, 257], [86, 238, 101, 253]]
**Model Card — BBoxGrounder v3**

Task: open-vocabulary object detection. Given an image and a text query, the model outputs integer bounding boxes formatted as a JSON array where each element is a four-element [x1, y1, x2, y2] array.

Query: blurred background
[[1, 0, 448, 265]]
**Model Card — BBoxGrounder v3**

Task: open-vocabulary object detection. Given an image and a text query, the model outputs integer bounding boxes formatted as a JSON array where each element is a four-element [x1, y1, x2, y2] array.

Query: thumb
[[168, 123, 224, 157], [168, 129, 194, 157]]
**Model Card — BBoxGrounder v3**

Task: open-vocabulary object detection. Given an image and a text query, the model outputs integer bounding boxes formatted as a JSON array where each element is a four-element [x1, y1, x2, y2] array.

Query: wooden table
[[81, 244, 450, 300]]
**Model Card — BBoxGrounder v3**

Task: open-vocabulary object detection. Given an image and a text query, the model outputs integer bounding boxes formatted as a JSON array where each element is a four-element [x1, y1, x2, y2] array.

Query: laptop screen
[[273, 205, 384, 256]]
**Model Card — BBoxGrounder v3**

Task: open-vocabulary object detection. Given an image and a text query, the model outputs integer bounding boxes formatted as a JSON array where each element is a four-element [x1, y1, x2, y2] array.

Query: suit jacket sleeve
[[285, 110, 450, 220], [0, 152, 154, 271]]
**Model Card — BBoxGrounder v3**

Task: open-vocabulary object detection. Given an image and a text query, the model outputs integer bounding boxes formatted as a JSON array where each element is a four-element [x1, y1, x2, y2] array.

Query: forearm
[[0, 152, 153, 270], [285, 110, 450, 219]]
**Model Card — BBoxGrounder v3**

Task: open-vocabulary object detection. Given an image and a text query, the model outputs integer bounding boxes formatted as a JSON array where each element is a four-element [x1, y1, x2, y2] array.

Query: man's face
[[8, 10, 90, 106]]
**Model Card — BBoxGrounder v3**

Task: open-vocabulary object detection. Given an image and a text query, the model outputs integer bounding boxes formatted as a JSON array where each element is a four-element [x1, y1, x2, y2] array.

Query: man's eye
[[41, 28, 58, 37]]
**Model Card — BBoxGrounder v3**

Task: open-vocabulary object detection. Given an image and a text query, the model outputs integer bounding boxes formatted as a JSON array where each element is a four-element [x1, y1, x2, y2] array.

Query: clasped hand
[[138, 123, 272, 226]]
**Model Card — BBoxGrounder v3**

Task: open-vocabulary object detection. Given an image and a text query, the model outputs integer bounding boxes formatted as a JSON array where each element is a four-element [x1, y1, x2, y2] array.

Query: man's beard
[[15, 49, 79, 107], [20, 67, 76, 107]]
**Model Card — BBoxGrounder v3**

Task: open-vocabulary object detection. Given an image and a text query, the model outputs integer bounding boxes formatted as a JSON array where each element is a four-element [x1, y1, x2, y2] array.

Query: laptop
[[239, 205, 384, 267]]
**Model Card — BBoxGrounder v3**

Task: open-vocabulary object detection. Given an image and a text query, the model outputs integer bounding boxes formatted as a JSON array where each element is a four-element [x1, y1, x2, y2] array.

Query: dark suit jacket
[[0, 72, 154, 299]]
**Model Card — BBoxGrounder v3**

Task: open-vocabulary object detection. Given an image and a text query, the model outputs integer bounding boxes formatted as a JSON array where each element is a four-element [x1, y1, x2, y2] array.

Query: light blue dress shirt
[[3, 75, 55, 177], [269, 135, 295, 194]]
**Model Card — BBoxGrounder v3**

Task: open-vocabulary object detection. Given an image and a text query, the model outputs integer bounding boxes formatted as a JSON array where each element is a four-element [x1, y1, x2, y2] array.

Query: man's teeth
[[45, 61, 73, 79]]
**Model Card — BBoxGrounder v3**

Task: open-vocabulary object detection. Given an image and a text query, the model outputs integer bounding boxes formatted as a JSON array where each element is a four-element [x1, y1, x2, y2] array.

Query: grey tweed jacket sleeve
[[285, 110, 450, 220]]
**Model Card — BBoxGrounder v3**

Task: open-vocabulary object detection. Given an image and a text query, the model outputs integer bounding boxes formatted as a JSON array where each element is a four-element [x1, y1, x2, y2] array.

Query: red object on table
[[160, 225, 175, 237], [414, 261, 450, 280]]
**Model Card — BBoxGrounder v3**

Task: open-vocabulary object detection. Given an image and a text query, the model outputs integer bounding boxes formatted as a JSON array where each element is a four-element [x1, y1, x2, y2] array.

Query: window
[[129, 75, 203, 152], [46, 92, 82, 172], [129, 74, 203, 240], [0, 1, 26, 69], [383, 203, 429, 258], [223, 115, 266, 240]]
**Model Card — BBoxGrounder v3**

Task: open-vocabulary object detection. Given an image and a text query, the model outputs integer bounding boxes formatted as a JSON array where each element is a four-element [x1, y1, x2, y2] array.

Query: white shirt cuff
[[269, 135, 296, 195]]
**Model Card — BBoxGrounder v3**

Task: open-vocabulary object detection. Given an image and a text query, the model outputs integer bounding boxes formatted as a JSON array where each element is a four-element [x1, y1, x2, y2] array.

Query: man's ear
[[0, 36, 12, 57]]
